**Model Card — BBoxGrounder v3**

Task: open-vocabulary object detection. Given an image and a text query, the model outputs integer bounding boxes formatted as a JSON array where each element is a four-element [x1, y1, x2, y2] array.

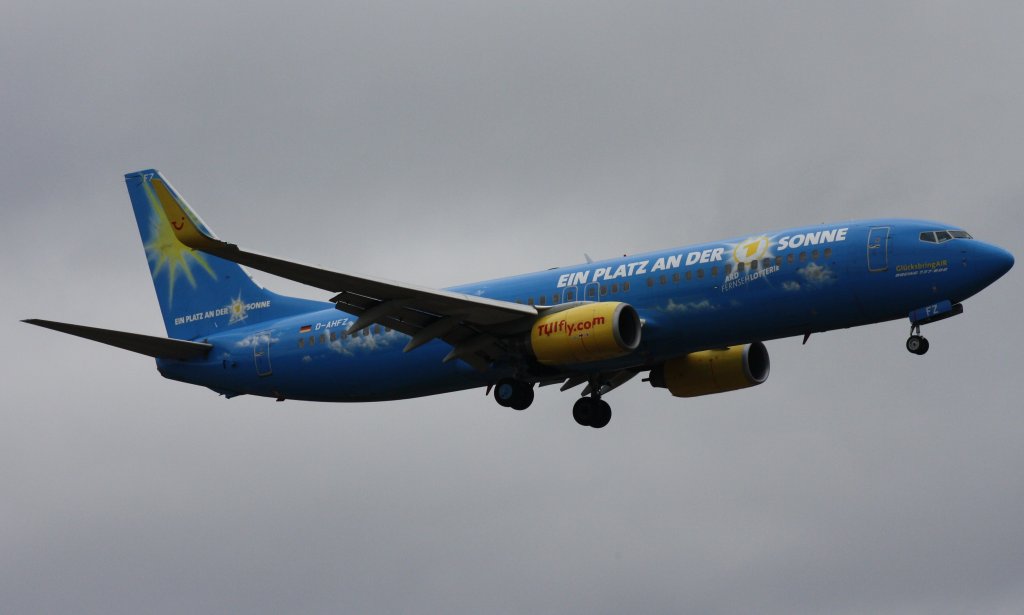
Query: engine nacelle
[[649, 342, 770, 397], [529, 302, 641, 366]]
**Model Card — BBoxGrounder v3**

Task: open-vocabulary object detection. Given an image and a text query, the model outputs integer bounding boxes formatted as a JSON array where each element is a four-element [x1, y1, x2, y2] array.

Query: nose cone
[[977, 242, 1014, 283]]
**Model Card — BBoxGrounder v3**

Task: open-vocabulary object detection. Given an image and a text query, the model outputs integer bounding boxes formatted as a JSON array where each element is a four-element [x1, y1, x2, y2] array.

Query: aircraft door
[[562, 286, 578, 303], [254, 331, 272, 376], [867, 226, 890, 272]]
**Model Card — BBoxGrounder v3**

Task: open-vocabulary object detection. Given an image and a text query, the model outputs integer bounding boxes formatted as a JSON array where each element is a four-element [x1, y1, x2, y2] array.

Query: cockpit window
[[920, 229, 972, 243]]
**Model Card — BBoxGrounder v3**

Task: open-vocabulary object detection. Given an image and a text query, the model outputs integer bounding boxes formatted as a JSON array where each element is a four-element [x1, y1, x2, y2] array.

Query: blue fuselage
[[156, 218, 1013, 402]]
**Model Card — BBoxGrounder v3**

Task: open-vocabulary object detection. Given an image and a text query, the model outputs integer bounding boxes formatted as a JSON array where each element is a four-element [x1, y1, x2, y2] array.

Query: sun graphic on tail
[[142, 180, 216, 307]]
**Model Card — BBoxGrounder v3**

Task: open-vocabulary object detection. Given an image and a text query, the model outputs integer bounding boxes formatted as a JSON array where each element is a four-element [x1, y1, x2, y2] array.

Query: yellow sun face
[[142, 180, 216, 307]]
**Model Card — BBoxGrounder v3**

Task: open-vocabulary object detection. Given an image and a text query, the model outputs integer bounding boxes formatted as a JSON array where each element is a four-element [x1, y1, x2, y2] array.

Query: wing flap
[[23, 319, 213, 360]]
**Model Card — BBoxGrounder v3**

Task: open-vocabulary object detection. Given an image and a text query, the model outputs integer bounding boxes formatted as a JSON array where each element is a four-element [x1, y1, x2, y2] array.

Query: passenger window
[[824, 247, 832, 259], [725, 263, 733, 275], [799, 252, 807, 262], [309, 336, 315, 345], [373, 325, 381, 335], [623, 281, 630, 292], [920, 231, 936, 243], [775, 256, 782, 267], [711, 266, 718, 277], [811, 249, 819, 261], [537, 295, 546, 306], [362, 329, 369, 337], [685, 270, 692, 281], [320, 334, 327, 344], [611, 284, 618, 294], [646, 278, 654, 288], [600, 285, 608, 297], [587, 286, 596, 299], [787, 253, 794, 265], [936, 230, 953, 243], [750, 260, 758, 271], [659, 275, 667, 285], [330, 332, 336, 342], [737, 262, 745, 273], [696, 268, 704, 279], [553, 294, 560, 304], [763, 257, 771, 269], [672, 272, 680, 283], [565, 289, 576, 301], [297, 338, 304, 348], [527, 297, 534, 305]]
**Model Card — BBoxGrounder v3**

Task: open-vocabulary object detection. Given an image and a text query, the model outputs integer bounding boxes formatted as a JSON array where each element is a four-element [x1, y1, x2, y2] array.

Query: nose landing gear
[[905, 301, 964, 356], [906, 324, 929, 355]]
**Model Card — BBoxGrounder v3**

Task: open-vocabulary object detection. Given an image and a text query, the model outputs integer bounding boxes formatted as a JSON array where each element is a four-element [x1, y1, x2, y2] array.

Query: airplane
[[25, 170, 1014, 428]]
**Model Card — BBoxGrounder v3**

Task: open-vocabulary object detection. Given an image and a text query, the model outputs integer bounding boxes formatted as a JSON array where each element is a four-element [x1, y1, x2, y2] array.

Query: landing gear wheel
[[573, 398, 594, 427], [572, 398, 612, 428], [906, 335, 929, 355], [494, 378, 534, 410], [590, 400, 612, 429], [494, 378, 516, 407], [509, 385, 534, 411]]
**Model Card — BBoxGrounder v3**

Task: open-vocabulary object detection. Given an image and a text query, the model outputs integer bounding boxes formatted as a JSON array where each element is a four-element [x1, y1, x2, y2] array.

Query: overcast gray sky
[[3, 2, 1023, 613]]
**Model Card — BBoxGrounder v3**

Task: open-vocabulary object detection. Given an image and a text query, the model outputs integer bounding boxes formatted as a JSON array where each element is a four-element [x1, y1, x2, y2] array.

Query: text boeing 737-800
[[25, 170, 1014, 428]]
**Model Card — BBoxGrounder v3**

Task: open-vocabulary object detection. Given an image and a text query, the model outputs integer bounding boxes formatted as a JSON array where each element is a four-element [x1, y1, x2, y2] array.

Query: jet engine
[[528, 302, 641, 365], [649, 342, 770, 397]]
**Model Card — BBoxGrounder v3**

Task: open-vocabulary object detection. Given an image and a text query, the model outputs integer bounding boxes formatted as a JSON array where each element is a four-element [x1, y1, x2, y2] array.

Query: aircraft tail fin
[[124, 169, 325, 339]]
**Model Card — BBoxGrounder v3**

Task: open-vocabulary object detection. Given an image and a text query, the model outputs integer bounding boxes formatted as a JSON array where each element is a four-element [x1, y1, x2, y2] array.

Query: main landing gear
[[906, 324, 930, 355], [493, 378, 534, 410], [492, 376, 613, 428], [572, 375, 612, 428], [573, 396, 612, 429]]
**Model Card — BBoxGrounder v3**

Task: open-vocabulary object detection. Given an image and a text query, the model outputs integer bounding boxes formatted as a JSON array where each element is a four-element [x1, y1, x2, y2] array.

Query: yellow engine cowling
[[649, 342, 770, 397], [529, 302, 641, 366]]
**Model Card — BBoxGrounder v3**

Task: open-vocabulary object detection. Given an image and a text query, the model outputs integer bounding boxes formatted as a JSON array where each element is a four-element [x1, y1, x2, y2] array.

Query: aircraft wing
[[23, 319, 213, 360], [152, 178, 537, 367]]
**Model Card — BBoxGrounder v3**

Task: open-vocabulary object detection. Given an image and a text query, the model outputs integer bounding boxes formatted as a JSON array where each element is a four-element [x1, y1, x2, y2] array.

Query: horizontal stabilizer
[[23, 319, 213, 360]]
